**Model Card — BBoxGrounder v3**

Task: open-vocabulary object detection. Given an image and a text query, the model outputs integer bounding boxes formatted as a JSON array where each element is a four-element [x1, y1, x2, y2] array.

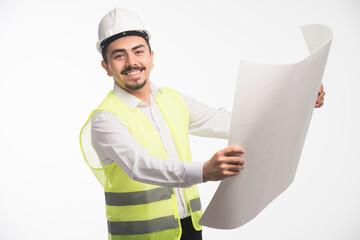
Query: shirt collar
[[112, 83, 162, 111]]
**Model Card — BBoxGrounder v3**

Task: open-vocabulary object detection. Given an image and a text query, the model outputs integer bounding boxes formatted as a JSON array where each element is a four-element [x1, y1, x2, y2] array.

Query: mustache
[[121, 65, 146, 74]]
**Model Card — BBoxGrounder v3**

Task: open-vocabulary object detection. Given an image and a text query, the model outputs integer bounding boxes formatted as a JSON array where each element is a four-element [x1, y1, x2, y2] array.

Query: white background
[[0, 0, 359, 239]]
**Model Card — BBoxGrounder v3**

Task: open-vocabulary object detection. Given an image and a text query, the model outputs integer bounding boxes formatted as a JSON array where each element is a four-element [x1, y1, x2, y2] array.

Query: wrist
[[202, 161, 208, 182], [184, 161, 204, 185]]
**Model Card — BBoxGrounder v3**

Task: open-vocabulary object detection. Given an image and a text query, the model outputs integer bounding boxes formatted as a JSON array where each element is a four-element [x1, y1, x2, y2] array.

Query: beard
[[125, 79, 147, 90]]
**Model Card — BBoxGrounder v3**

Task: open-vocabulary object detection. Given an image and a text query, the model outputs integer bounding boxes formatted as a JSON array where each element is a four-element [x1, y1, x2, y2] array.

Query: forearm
[[91, 111, 204, 188]]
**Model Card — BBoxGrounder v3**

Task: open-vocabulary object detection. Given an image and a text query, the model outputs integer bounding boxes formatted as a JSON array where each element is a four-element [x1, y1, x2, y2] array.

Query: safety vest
[[80, 87, 202, 240]]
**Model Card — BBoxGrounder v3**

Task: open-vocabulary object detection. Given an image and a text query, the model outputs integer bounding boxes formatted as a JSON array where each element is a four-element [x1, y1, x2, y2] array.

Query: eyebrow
[[111, 44, 146, 56]]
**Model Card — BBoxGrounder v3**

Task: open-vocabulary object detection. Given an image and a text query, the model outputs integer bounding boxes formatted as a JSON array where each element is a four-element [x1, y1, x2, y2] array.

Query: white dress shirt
[[91, 83, 231, 219]]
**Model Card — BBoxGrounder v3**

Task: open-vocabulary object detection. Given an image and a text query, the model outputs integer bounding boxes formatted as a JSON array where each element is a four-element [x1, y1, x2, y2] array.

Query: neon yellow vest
[[80, 87, 202, 240]]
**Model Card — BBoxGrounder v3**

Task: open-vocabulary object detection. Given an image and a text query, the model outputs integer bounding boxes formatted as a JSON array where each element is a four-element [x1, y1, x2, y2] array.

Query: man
[[80, 8, 325, 240]]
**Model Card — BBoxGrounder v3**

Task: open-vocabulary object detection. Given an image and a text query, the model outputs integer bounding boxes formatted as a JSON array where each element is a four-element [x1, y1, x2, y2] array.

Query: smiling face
[[101, 35, 154, 92]]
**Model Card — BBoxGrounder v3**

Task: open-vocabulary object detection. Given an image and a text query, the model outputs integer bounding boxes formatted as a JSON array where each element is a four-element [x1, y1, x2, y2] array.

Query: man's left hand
[[315, 83, 325, 108]]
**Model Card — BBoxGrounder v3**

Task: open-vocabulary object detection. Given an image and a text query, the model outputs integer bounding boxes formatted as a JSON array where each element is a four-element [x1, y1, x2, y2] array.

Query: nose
[[125, 53, 136, 67]]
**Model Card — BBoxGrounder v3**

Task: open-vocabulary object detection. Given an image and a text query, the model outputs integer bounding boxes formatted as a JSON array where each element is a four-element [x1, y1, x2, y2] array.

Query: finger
[[226, 164, 245, 172], [222, 156, 245, 165], [318, 83, 324, 93], [316, 91, 325, 106], [223, 169, 242, 177], [222, 146, 245, 155], [221, 161, 245, 171], [318, 96, 324, 105], [316, 97, 324, 106], [318, 90, 325, 99], [315, 99, 324, 108], [316, 91, 325, 102]]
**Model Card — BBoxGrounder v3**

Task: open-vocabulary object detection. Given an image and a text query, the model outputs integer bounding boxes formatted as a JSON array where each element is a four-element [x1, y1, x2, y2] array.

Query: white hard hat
[[96, 8, 150, 53]]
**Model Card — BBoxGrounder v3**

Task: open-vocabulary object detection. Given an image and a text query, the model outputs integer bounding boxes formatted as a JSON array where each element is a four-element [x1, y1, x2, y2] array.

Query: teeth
[[127, 71, 140, 76]]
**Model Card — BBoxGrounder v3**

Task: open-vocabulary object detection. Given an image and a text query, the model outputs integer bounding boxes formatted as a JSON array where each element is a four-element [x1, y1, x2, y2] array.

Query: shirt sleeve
[[178, 92, 232, 139], [91, 110, 204, 188]]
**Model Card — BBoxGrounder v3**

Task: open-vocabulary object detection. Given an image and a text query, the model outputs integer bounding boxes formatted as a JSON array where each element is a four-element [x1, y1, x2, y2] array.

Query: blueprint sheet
[[199, 24, 333, 229]]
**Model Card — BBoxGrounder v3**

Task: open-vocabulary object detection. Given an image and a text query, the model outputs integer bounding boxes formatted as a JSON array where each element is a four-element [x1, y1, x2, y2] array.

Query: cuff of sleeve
[[183, 161, 204, 185]]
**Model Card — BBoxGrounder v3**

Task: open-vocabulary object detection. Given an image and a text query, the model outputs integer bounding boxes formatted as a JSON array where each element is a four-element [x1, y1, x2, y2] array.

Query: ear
[[150, 50, 155, 69], [101, 60, 113, 77]]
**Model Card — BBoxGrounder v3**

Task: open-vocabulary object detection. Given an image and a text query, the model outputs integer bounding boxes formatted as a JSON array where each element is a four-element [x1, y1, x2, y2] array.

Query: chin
[[126, 79, 147, 91]]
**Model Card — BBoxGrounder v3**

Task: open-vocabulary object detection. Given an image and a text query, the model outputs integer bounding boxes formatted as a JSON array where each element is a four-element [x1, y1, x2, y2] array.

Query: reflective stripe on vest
[[190, 197, 202, 212], [108, 215, 178, 235]]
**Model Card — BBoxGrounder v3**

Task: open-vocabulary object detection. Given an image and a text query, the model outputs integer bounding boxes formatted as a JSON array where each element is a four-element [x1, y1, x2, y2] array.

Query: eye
[[135, 50, 144, 55], [114, 54, 124, 59]]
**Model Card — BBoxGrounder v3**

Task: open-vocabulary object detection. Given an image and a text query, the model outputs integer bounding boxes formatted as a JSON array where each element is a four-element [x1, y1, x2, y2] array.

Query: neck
[[129, 87, 151, 104]]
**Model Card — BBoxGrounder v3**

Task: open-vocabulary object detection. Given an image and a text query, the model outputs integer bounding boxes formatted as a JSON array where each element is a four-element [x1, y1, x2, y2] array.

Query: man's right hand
[[203, 146, 245, 182]]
